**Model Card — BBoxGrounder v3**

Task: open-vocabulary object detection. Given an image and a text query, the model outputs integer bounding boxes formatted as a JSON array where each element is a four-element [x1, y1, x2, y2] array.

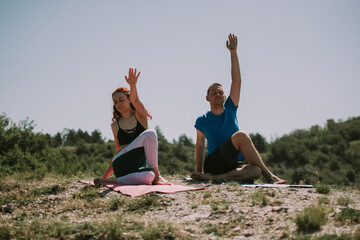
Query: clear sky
[[1, 0, 359, 143]]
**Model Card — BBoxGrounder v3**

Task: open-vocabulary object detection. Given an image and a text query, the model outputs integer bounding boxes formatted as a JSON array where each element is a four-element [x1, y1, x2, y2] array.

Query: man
[[191, 33, 286, 184]]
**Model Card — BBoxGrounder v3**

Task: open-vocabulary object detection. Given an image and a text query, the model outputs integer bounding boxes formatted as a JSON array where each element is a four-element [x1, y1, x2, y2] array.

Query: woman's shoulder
[[135, 112, 148, 129], [111, 120, 118, 130]]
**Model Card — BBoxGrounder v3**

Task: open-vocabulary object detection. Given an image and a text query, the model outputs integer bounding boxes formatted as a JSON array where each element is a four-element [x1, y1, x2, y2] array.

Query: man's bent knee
[[231, 131, 251, 147]]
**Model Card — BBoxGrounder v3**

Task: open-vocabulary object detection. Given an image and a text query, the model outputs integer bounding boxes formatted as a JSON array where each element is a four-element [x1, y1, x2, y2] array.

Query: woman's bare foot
[[152, 175, 171, 185]]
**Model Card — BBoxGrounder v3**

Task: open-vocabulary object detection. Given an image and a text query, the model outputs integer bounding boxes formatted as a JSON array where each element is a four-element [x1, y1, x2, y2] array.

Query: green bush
[[336, 208, 360, 224], [295, 205, 327, 232], [1, 113, 360, 185], [316, 183, 331, 194], [267, 117, 360, 185]]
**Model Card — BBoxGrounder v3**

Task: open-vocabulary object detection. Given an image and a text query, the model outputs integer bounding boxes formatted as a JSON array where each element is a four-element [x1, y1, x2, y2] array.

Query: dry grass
[[1, 174, 360, 239]]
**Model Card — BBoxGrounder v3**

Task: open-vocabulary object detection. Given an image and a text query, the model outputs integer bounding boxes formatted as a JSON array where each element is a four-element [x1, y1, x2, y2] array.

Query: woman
[[94, 68, 169, 185]]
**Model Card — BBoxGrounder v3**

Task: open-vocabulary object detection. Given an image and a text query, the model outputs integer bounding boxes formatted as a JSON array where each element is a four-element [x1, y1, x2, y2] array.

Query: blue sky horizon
[[1, 0, 359, 143]]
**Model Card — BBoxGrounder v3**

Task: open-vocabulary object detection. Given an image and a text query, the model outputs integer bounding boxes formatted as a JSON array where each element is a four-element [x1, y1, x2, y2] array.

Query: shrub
[[316, 183, 331, 194], [295, 205, 327, 232], [336, 208, 360, 224], [0, 226, 11, 240]]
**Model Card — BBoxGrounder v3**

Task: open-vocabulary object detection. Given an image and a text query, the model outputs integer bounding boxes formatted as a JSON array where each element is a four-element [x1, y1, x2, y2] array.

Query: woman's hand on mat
[[125, 68, 140, 87], [93, 178, 102, 185], [152, 175, 170, 185], [226, 33, 237, 52]]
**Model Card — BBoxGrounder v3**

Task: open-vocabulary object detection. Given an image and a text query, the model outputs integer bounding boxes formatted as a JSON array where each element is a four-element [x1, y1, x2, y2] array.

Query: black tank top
[[117, 119, 146, 145]]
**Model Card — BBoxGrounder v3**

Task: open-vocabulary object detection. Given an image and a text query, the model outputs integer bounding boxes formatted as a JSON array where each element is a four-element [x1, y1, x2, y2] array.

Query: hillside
[[2, 114, 360, 185], [1, 174, 359, 239], [1, 113, 360, 239]]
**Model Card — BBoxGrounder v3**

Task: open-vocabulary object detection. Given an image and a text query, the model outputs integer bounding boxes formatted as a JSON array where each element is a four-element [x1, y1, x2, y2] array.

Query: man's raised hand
[[226, 33, 238, 52]]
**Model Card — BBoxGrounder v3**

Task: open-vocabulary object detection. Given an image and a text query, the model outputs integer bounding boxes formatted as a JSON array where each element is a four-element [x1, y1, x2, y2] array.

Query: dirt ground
[[139, 178, 360, 239], [1, 176, 360, 239]]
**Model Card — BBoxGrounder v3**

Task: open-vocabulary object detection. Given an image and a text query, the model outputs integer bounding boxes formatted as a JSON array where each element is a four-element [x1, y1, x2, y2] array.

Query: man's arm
[[195, 129, 206, 172], [226, 33, 241, 107]]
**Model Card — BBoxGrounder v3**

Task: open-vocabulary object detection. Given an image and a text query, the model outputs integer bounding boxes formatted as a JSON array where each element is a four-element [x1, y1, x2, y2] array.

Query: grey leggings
[[112, 129, 158, 185]]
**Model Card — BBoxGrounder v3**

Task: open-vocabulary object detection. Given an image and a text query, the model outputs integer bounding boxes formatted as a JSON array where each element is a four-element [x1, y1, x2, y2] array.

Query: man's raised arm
[[226, 33, 241, 107]]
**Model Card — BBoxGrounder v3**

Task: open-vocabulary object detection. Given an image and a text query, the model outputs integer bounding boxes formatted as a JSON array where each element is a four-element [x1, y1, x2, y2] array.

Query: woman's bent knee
[[142, 129, 157, 140]]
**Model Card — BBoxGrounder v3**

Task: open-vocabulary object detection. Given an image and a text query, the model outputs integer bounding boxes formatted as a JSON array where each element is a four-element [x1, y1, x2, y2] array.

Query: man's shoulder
[[195, 112, 211, 130], [195, 114, 205, 124], [224, 97, 238, 112], [198, 110, 211, 118]]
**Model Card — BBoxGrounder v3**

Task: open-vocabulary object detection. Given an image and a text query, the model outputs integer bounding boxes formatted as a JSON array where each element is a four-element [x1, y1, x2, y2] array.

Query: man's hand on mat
[[125, 68, 140, 86], [190, 172, 213, 181], [152, 175, 170, 185]]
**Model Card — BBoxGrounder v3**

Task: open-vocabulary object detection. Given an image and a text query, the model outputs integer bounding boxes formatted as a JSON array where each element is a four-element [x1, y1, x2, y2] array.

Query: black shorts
[[204, 137, 240, 174]]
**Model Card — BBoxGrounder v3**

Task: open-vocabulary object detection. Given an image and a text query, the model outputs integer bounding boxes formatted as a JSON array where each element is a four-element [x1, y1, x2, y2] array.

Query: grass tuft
[[295, 205, 327, 232], [335, 208, 360, 224], [337, 197, 354, 207], [316, 183, 331, 194], [141, 221, 177, 240], [0, 226, 11, 240], [124, 193, 167, 213], [249, 190, 268, 207], [318, 196, 331, 205], [315, 233, 353, 240], [72, 186, 99, 200], [31, 184, 63, 196]]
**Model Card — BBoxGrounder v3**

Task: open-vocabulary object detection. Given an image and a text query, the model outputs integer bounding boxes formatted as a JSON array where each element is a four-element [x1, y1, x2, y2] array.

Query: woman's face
[[113, 92, 131, 113]]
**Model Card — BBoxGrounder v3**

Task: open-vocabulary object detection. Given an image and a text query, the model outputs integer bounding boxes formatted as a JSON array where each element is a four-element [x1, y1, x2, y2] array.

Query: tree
[[178, 134, 194, 147], [155, 125, 167, 143], [250, 133, 267, 153], [91, 129, 104, 144], [51, 132, 62, 147]]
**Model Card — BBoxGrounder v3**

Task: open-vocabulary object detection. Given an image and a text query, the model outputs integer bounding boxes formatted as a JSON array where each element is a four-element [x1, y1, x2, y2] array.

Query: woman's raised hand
[[125, 68, 140, 86]]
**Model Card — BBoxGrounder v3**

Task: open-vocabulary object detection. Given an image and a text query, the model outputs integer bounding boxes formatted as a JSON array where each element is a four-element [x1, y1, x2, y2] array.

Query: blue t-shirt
[[195, 97, 245, 160]]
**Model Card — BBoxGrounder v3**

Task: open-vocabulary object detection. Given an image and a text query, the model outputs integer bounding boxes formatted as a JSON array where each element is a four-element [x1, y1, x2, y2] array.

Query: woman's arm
[[111, 122, 121, 153], [101, 163, 113, 178], [101, 122, 119, 178], [125, 68, 149, 126]]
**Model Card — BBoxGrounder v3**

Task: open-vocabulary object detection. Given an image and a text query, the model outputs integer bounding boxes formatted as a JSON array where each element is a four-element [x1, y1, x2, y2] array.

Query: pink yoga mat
[[79, 180, 206, 197]]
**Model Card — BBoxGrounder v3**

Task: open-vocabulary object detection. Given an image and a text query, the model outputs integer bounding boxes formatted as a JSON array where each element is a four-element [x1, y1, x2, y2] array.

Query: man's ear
[[206, 95, 209, 102]]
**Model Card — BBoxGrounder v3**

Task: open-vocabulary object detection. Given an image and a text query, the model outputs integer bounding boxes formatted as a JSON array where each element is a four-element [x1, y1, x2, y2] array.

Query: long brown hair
[[111, 87, 152, 122]]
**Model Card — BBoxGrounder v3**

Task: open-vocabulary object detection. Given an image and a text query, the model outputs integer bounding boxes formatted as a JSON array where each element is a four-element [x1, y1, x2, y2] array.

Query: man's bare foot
[[152, 175, 170, 185], [273, 178, 287, 184], [265, 174, 287, 184], [190, 172, 214, 181]]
